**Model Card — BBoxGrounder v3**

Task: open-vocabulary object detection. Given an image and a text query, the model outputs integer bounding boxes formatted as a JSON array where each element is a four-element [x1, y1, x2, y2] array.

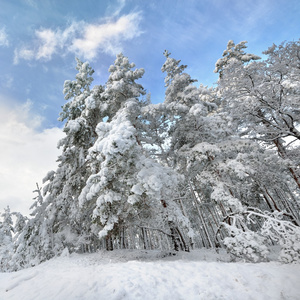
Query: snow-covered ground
[[1, 249, 300, 300]]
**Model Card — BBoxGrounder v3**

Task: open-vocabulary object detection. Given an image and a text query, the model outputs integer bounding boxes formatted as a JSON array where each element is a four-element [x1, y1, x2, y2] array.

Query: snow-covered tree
[[217, 40, 300, 189], [0, 206, 14, 271], [91, 52, 147, 123], [159, 51, 241, 248], [158, 48, 299, 255], [214, 40, 261, 78], [228, 208, 300, 263], [6, 40, 300, 269], [41, 58, 104, 255], [258, 210, 300, 263], [79, 53, 192, 251], [213, 40, 300, 259], [10, 212, 28, 271], [8, 184, 55, 270], [222, 223, 269, 262], [59, 57, 95, 121]]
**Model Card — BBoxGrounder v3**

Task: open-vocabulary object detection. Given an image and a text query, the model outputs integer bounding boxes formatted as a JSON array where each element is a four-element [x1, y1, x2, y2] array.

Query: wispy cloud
[[0, 75, 14, 89], [106, 0, 126, 17], [24, 0, 38, 8], [13, 22, 80, 64], [209, 0, 274, 39], [13, 47, 35, 64], [13, 12, 142, 64], [0, 27, 9, 47]]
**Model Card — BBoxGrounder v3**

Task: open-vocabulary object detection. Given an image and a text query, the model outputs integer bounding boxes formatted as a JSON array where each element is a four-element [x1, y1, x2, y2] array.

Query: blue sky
[[0, 0, 299, 215]]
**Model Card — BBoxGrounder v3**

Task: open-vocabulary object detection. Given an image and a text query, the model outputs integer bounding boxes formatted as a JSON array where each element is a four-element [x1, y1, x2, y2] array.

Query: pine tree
[[214, 40, 261, 78], [41, 58, 104, 255], [9, 184, 54, 270], [10, 212, 28, 271], [7, 40, 300, 268], [213, 40, 300, 260], [0, 206, 14, 271], [217, 40, 300, 189], [80, 53, 192, 251]]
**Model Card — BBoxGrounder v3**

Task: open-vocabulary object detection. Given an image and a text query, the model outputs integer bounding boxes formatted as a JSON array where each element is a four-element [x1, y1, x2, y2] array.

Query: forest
[[1, 39, 300, 272]]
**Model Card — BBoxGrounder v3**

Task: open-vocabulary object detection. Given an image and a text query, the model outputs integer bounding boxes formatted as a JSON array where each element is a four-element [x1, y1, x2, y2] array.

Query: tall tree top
[[59, 58, 95, 122], [103, 53, 146, 121], [214, 40, 261, 78]]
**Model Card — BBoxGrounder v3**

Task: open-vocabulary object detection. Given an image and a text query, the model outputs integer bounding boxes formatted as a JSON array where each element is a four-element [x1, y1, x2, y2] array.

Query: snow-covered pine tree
[[6, 40, 299, 268], [41, 58, 105, 255], [8, 184, 54, 270], [214, 40, 261, 78], [10, 212, 28, 271], [217, 40, 300, 190], [213, 40, 300, 260], [79, 53, 192, 251], [159, 50, 273, 256], [216, 40, 300, 217], [158, 51, 228, 248], [0, 206, 14, 272]]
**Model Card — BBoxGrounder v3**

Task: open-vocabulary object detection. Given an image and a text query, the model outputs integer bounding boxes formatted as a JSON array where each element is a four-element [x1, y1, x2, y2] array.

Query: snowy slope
[[0, 249, 300, 300]]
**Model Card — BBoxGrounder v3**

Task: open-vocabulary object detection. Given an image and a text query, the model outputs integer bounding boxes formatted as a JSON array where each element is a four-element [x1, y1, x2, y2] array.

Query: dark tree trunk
[[106, 234, 113, 251]]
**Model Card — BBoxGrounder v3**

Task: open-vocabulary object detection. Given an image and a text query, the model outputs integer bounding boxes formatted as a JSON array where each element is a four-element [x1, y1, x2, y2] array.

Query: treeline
[[1, 40, 300, 271]]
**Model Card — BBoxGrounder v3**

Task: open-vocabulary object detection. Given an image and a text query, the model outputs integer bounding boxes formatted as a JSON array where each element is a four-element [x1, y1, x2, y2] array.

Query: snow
[[1, 249, 300, 300]]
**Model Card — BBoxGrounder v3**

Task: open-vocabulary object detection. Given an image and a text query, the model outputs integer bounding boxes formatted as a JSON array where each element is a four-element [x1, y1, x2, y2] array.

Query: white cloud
[[71, 12, 142, 59], [34, 22, 81, 61], [36, 29, 59, 60], [13, 47, 35, 64], [0, 98, 64, 216], [13, 12, 142, 64], [0, 27, 9, 47]]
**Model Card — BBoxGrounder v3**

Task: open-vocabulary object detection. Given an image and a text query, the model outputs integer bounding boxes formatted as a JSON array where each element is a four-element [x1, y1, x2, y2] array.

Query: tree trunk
[[105, 234, 113, 251], [274, 139, 300, 189]]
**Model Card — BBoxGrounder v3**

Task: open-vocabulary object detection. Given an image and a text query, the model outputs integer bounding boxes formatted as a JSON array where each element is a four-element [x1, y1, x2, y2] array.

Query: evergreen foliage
[[1, 39, 300, 271]]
